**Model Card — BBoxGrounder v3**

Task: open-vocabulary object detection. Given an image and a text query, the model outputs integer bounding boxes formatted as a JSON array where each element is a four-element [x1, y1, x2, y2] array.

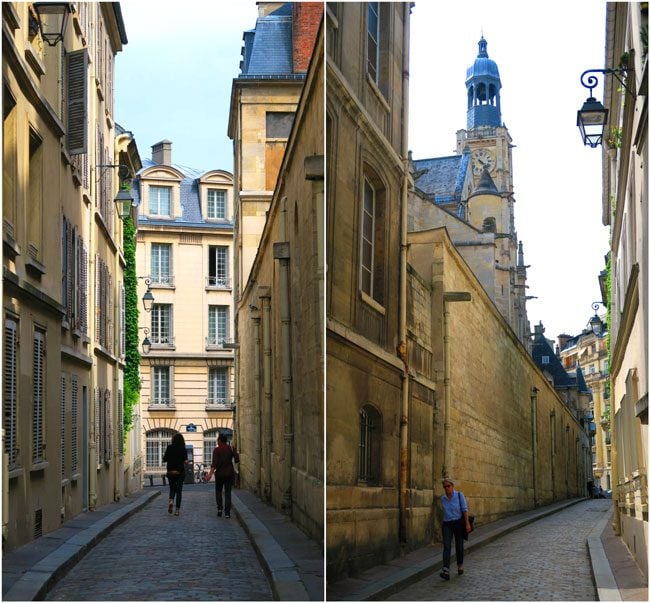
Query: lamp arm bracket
[[580, 68, 636, 99]]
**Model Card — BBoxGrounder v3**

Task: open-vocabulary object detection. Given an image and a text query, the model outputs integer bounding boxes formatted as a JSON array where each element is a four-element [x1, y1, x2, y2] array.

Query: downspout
[[88, 167, 97, 511], [531, 387, 538, 507], [252, 315, 262, 495], [3, 431, 8, 547], [397, 1, 411, 545], [610, 382, 620, 534], [275, 197, 293, 514], [260, 287, 272, 502]]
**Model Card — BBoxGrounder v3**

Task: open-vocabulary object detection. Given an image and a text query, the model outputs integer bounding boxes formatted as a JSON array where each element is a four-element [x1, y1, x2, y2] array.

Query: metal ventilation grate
[[34, 509, 42, 539]]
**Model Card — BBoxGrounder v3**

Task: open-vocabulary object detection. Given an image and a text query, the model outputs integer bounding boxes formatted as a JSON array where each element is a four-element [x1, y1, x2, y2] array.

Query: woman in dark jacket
[[163, 433, 188, 516]]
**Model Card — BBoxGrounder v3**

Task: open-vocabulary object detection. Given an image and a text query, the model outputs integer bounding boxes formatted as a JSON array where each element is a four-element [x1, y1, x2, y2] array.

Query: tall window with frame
[[149, 185, 171, 217], [208, 306, 229, 346], [208, 246, 229, 287], [207, 189, 226, 220], [208, 367, 228, 405], [151, 366, 171, 406], [151, 243, 172, 285], [359, 174, 385, 306], [32, 329, 46, 464], [4, 318, 18, 470], [151, 303, 172, 345], [367, 2, 380, 83], [203, 429, 219, 466], [359, 404, 381, 484], [146, 429, 174, 470]]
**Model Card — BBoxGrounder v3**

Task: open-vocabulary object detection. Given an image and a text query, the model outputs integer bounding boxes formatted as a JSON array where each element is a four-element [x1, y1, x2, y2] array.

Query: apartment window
[[3, 86, 17, 231], [4, 318, 18, 469], [149, 186, 171, 216], [207, 189, 226, 219], [32, 329, 45, 464], [589, 364, 596, 374], [146, 429, 174, 469], [359, 405, 381, 484], [28, 129, 43, 254], [95, 255, 113, 352], [60, 376, 66, 479], [151, 304, 172, 345], [151, 243, 172, 285], [208, 246, 229, 287], [367, 3, 380, 83], [71, 375, 78, 473], [203, 429, 219, 466], [117, 390, 123, 457], [359, 173, 385, 305], [542, 356, 550, 365], [152, 366, 171, 405], [208, 367, 228, 405], [208, 306, 229, 346]]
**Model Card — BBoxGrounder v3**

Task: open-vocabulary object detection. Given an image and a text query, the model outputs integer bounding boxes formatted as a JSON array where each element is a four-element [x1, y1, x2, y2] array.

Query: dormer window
[[149, 185, 171, 216], [542, 355, 550, 365], [207, 189, 226, 220]]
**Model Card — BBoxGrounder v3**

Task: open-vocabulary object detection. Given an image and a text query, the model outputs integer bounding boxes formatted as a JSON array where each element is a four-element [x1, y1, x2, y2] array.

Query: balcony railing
[[151, 335, 175, 347], [150, 275, 175, 287], [206, 276, 232, 289], [147, 398, 176, 410], [206, 336, 233, 350], [205, 398, 234, 410]]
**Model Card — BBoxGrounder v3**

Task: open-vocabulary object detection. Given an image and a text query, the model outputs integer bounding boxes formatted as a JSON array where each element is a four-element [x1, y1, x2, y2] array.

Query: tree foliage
[[122, 216, 141, 436]]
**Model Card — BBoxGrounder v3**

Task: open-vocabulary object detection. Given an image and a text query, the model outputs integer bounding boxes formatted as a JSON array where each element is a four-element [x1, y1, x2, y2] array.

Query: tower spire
[[465, 36, 502, 129]]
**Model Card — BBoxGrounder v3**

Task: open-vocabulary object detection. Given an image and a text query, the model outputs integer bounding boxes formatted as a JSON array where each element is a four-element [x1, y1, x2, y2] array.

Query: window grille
[[359, 405, 381, 484]]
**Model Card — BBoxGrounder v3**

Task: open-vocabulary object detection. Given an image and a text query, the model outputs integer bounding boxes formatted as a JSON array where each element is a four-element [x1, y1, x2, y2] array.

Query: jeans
[[215, 476, 234, 513], [442, 520, 465, 569], [168, 475, 184, 509]]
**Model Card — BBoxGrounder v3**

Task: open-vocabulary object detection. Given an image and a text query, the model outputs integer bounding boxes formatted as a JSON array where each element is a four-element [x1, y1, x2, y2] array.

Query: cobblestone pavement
[[388, 499, 611, 601], [45, 484, 273, 601]]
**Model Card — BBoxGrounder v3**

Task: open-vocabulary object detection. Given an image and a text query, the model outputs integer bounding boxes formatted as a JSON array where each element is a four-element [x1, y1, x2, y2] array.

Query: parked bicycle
[[194, 462, 209, 484]]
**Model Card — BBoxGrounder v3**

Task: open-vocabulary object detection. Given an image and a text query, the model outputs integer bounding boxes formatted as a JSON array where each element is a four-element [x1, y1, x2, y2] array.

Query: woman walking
[[439, 477, 472, 580], [163, 433, 188, 516]]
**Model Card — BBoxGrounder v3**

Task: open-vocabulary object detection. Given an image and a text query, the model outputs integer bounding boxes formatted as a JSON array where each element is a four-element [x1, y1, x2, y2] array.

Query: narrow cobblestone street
[[388, 499, 611, 601], [45, 485, 272, 601]]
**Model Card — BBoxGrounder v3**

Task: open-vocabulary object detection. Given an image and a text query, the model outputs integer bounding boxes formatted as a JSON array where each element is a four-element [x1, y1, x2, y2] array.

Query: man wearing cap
[[439, 477, 471, 580]]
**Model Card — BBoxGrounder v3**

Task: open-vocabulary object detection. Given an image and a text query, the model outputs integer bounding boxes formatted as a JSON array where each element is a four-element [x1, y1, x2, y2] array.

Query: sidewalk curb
[[335, 498, 587, 601], [3, 489, 160, 602], [587, 507, 622, 601], [232, 491, 310, 601]]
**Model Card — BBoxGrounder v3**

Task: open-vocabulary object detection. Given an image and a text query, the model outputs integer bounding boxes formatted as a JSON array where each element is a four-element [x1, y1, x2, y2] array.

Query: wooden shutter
[[4, 319, 18, 469], [66, 222, 74, 322], [79, 243, 88, 334], [32, 331, 45, 464], [71, 375, 78, 473], [66, 49, 88, 154], [120, 283, 125, 358], [105, 389, 112, 463], [60, 375, 66, 479], [117, 390, 123, 457], [95, 387, 100, 466]]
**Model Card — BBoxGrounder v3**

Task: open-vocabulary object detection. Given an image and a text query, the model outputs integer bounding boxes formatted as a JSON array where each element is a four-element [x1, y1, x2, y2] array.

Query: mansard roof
[[531, 326, 575, 389], [412, 152, 470, 205]]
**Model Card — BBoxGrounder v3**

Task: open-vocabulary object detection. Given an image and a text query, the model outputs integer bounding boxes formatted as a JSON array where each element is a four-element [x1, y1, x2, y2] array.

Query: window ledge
[[3, 232, 21, 260], [25, 256, 46, 279], [70, 472, 81, 483], [30, 461, 49, 473], [8, 467, 24, 480], [24, 46, 45, 78], [360, 290, 386, 315]]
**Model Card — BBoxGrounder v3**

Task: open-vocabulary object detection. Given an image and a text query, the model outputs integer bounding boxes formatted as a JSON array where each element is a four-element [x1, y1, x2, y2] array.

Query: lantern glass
[[142, 288, 154, 312], [141, 335, 151, 355], [33, 3, 70, 46], [114, 189, 134, 219], [577, 97, 608, 148]]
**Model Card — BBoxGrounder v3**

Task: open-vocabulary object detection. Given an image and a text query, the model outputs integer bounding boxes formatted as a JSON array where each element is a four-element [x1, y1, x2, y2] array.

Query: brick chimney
[[292, 3, 323, 73], [557, 334, 573, 352], [152, 140, 172, 166]]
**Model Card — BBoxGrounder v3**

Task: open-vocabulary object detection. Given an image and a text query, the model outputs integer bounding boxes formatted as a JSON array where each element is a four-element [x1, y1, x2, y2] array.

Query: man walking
[[205, 433, 240, 518]]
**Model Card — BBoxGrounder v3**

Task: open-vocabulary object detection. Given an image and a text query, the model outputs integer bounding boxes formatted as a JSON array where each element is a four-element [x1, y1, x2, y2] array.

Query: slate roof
[[412, 152, 470, 204], [133, 159, 232, 229], [239, 3, 303, 79], [531, 327, 575, 388]]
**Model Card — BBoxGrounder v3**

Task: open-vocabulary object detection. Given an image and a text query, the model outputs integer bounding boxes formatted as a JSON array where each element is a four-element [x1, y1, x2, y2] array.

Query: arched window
[[145, 428, 176, 470], [203, 429, 219, 465], [358, 405, 381, 484]]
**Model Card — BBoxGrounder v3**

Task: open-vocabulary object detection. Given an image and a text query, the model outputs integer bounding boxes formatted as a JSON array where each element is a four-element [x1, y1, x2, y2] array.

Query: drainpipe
[[252, 314, 262, 495], [442, 292, 472, 478], [260, 287, 272, 502], [531, 387, 539, 507], [609, 383, 620, 535], [88, 168, 97, 511], [3, 430, 8, 548], [274, 197, 293, 514], [397, 1, 411, 545]]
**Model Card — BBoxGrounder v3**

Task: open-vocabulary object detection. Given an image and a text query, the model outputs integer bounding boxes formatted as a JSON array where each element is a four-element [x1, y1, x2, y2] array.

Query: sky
[[114, 0, 259, 173], [409, 1, 611, 343]]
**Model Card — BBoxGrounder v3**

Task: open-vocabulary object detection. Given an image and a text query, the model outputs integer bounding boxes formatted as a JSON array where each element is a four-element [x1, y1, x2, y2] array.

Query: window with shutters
[[61, 217, 74, 326], [119, 283, 125, 358], [117, 390, 123, 457], [76, 235, 88, 334], [66, 49, 88, 155], [104, 389, 112, 464], [32, 329, 45, 464], [71, 375, 78, 473], [95, 255, 113, 351], [60, 375, 66, 480], [4, 318, 18, 470], [95, 387, 101, 467]]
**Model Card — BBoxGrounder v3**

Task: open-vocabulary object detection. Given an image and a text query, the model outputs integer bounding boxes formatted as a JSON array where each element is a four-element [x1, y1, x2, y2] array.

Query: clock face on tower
[[471, 148, 495, 175]]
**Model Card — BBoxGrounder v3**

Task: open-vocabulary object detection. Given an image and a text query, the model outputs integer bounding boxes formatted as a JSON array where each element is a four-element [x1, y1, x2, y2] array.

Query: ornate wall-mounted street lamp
[[138, 277, 154, 312], [95, 163, 134, 220], [140, 327, 151, 355], [32, 3, 71, 46], [589, 302, 604, 335], [577, 68, 634, 148]]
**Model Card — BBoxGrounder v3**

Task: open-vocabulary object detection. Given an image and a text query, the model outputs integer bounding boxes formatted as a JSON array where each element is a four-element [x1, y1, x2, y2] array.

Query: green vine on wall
[[122, 216, 141, 437]]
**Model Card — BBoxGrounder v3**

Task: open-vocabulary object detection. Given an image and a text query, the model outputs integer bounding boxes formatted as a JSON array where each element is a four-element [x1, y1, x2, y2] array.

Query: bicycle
[[194, 462, 209, 484]]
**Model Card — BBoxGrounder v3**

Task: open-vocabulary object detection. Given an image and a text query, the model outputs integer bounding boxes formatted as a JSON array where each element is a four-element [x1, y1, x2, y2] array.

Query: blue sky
[[409, 0, 611, 341], [115, 0, 259, 173]]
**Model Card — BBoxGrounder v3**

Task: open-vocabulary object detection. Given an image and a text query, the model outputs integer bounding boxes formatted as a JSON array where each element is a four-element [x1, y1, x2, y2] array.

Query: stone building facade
[[2, 2, 140, 551], [326, 2, 590, 581], [600, 1, 648, 577], [132, 141, 235, 475]]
